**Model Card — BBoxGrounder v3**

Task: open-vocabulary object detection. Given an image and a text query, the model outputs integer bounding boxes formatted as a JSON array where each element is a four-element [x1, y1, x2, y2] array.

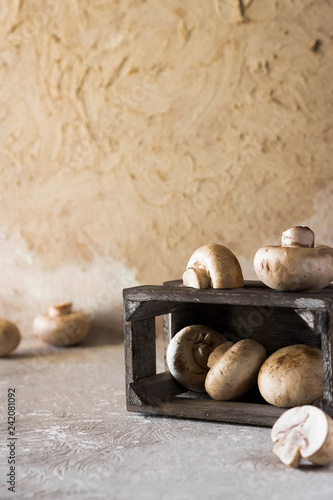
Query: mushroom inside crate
[[166, 325, 226, 392], [167, 320, 324, 407], [205, 339, 267, 401], [258, 344, 323, 407]]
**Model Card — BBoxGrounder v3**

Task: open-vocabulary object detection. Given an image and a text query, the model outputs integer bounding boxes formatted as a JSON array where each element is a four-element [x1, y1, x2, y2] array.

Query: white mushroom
[[271, 406, 333, 467], [0, 319, 21, 356], [33, 302, 90, 346], [205, 339, 267, 400], [166, 325, 226, 392], [258, 344, 323, 407], [254, 226, 333, 291], [183, 244, 244, 289]]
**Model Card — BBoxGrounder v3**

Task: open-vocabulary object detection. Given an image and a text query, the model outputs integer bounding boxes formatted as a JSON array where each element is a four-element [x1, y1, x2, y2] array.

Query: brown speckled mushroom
[[183, 244, 244, 289], [33, 302, 90, 346], [271, 406, 333, 468], [258, 344, 323, 407], [166, 325, 226, 392], [205, 339, 267, 401], [254, 226, 333, 291], [0, 319, 21, 356]]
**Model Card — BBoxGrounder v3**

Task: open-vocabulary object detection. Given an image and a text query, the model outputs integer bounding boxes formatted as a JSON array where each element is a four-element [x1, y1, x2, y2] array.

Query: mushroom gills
[[166, 325, 226, 392], [272, 406, 333, 467]]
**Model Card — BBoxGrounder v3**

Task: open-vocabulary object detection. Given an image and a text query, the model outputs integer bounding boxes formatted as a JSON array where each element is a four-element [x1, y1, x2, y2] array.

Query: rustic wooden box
[[123, 280, 333, 427]]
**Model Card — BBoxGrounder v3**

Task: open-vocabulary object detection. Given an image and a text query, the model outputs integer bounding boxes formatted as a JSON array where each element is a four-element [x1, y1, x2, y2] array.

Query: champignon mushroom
[[258, 344, 323, 407], [183, 244, 244, 289], [254, 226, 333, 291], [33, 302, 90, 346], [205, 339, 267, 400], [0, 319, 21, 356], [271, 406, 333, 467], [166, 325, 226, 392]]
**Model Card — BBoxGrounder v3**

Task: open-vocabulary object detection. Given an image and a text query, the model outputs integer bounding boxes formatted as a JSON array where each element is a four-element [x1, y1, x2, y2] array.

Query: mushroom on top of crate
[[182, 243, 244, 289], [254, 226, 333, 291]]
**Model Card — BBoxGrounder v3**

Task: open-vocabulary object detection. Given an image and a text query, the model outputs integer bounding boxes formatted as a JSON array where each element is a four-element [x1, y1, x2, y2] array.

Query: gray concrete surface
[[0, 327, 332, 499]]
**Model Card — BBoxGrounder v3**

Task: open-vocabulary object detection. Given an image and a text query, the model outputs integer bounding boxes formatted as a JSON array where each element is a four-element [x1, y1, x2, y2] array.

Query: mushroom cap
[[183, 244, 244, 289], [0, 319, 21, 356], [33, 307, 90, 346], [258, 344, 323, 407], [254, 225, 333, 293], [271, 406, 333, 467], [166, 325, 226, 392], [205, 339, 267, 401], [254, 244, 333, 291]]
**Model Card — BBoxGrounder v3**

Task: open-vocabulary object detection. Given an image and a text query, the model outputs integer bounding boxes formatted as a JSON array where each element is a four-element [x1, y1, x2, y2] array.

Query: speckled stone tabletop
[[1, 327, 332, 500]]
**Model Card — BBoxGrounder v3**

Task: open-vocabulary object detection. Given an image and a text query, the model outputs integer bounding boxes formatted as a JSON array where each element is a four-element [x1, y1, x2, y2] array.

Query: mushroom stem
[[183, 267, 211, 289], [48, 302, 73, 318], [207, 342, 233, 368], [193, 344, 213, 369], [281, 226, 315, 248]]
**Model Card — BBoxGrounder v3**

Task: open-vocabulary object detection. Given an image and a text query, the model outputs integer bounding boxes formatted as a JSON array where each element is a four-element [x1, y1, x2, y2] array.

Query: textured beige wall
[[0, 0, 332, 334]]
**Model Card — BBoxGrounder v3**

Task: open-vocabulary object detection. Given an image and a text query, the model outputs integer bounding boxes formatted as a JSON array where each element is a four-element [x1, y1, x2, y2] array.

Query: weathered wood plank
[[192, 304, 321, 354], [123, 280, 330, 310], [124, 317, 156, 407], [130, 371, 184, 404], [124, 299, 195, 322], [127, 397, 286, 427], [320, 308, 333, 417]]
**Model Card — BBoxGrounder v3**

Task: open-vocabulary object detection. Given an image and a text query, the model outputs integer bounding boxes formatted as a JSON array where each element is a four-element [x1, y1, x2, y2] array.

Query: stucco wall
[[1, 0, 332, 333]]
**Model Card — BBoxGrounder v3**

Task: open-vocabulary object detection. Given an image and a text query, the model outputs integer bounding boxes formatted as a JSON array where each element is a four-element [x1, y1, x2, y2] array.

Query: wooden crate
[[123, 280, 333, 427]]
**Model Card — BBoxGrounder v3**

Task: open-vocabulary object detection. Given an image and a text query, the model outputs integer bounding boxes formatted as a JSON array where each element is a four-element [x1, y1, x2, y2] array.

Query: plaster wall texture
[[0, 0, 332, 333]]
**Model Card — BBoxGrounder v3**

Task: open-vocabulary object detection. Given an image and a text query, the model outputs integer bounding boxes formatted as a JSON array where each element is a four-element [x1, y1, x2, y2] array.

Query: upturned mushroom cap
[[33, 302, 90, 346], [258, 344, 323, 407], [254, 226, 333, 291], [271, 406, 333, 467], [166, 325, 226, 392], [205, 339, 267, 401], [183, 244, 244, 289], [0, 319, 21, 356]]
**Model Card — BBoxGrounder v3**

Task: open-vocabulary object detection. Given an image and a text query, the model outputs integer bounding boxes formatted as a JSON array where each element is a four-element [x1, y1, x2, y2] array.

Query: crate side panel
[[127, 398, 285, 427], [191, 304, 321, 354]]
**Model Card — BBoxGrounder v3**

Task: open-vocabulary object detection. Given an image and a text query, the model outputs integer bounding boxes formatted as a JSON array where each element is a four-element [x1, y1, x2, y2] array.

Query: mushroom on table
[[33, 302, 90, 346], [0, 319, 21, 356], [271, 406, 333, 467]]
